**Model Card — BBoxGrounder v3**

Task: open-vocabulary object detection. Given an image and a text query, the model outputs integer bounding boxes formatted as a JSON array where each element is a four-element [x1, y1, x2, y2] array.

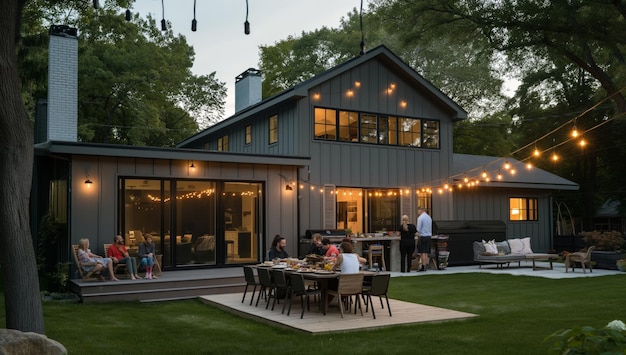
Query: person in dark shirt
[[396, 215, 417, 272], [306, 233, 324, 256], [268, 234, 289, 259]]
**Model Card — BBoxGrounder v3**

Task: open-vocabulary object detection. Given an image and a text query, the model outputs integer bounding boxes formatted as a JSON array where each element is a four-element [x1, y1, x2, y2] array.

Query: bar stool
[[368, 244, 386, 271]]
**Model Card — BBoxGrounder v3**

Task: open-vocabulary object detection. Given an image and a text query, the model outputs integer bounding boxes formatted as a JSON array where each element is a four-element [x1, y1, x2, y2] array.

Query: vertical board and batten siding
[[452, 188, 553, 252], [71, 156, 300, 258]]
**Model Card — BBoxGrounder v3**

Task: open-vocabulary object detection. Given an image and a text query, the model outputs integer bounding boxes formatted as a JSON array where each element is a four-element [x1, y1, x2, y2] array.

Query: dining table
[[253, 263, 379, 316]]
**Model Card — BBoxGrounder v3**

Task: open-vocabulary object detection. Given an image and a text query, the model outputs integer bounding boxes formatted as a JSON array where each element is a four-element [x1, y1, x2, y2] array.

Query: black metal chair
[[242, 266, 260, 305], [362, 273, 392, 319], [255, 267, 276, 308], [270, 269, 289, 312], [287, 273, 322, 318]]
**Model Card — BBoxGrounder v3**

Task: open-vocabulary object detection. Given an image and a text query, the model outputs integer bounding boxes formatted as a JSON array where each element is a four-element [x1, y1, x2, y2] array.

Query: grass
[[1, 273, 625, 354]]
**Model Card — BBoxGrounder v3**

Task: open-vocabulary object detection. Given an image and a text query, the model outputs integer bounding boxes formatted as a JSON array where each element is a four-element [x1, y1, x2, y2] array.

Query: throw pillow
[[520, 237, 533, 254], [483, 239, 499, 254], [508, 238, 525, 255]]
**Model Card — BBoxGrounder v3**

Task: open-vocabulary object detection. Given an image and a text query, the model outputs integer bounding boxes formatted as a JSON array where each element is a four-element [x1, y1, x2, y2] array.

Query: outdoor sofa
[[473, 237, 558, 269]]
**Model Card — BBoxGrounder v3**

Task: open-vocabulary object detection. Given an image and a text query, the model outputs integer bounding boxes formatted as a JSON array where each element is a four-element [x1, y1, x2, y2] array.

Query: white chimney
[[235, 68, 262, 113], [47, 25, 78, 142]]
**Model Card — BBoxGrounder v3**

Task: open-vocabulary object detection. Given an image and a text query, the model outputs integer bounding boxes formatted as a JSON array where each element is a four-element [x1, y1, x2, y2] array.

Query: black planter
[[591, 251, 625, 270]]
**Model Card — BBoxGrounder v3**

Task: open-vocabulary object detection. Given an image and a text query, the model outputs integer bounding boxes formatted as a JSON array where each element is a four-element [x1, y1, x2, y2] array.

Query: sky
[[131, 0, 362, 117]]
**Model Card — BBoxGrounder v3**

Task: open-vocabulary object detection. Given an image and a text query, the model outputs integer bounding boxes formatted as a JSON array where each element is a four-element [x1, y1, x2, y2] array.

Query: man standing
[[108, 235, 140, 280], [416, 206, 432, 272]]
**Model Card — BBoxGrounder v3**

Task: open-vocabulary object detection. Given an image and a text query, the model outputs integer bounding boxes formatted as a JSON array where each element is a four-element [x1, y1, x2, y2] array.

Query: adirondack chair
[[72, 244, 104, 281]]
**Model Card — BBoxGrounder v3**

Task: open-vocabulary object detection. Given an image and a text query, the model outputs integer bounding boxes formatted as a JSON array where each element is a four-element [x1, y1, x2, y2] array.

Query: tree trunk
[[0, 0, 45, 334]]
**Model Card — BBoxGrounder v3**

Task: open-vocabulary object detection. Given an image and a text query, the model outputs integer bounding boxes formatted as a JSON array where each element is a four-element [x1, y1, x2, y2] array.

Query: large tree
[[20, 1, 227, 145], [0, 0, 45, 333]]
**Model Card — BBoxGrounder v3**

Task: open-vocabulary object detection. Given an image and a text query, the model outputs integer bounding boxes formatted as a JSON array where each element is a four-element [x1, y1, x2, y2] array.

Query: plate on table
[[271, 265, 287, 269], [314, 270, 334, 274], [297, 269, 314, 273]]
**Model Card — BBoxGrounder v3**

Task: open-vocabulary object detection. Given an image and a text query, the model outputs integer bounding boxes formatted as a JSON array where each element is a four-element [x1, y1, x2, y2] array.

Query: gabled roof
[[453, 154, 579, 191], [178, 45, 467, 147]]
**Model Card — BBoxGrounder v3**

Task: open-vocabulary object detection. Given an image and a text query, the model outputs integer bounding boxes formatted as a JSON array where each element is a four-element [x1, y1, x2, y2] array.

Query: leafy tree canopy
[[20, 0, 226, 146]]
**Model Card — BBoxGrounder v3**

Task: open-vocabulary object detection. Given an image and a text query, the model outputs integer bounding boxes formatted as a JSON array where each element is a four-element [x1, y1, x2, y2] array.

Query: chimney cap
[[236, 68, 262, 83], [49, 25, 78, 38]]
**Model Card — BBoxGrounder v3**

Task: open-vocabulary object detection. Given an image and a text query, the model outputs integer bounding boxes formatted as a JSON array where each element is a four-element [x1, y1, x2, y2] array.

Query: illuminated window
[[218, 135, 229, 151], [245, 125, 252, 145], [338, 111, 358, 142], [509, 197, 538, 221], [269, 115, 278, 144], [314, 108, 337, 140], [398, 117, 421, 147], [359, 114, 377, 143]]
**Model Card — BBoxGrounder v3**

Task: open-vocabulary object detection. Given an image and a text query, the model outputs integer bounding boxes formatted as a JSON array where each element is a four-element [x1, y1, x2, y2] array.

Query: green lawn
[[1, 273, 625, 354]]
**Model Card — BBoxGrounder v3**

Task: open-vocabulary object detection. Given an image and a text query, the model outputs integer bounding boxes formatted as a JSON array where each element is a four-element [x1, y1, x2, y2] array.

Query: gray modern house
[[33, 34, 578, 273]]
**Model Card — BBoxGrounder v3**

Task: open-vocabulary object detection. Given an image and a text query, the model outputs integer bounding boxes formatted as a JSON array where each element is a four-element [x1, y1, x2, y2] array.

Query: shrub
[[579, 231, 625, 251], [545, 320, 626, 354]]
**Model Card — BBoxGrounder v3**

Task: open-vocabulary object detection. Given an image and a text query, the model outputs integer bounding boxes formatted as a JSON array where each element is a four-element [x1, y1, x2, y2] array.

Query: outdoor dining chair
[[286, 273, 322, 319], [255, 267, 276, 308], [242, 266, 260, 305], [270, 269, 289, 312], [361, 273, 392, 319], [327, 273, 365, 318]]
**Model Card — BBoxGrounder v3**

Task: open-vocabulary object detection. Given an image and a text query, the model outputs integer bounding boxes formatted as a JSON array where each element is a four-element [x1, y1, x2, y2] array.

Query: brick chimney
[[46, 25, 78, 142], [235, 68, 262, 113]]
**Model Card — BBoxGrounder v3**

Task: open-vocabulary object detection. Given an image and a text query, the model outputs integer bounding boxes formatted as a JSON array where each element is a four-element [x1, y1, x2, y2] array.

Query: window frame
[[509, 197, 538, 221], [217, 135, 229, 152], [269, 115, 278, 145], [245, 125, 252, 145]]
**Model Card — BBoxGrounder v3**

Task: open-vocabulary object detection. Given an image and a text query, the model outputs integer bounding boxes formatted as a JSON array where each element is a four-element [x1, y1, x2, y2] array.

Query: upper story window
[[245, 125, 252, 145], [314, 108, 337, 140], [314, 107, 439, 149], [509, 197, 538, 221], [218, 135, 229, 151], [269, 115, 278, 144], [338, 111, 358, 142]]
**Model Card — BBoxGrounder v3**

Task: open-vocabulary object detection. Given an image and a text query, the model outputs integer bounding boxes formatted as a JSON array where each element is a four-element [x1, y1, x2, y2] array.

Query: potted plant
[[579, 231, 625, 270]]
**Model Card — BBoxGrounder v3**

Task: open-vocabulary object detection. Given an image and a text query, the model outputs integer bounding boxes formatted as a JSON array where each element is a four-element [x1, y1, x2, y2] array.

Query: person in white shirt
[[332, 242, 366, 273], [416, 206, 433, 271]]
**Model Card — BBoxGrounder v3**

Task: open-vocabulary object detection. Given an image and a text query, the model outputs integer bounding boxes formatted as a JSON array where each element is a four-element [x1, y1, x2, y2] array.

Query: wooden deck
[[200, 292, 478, 334], [69, 268, 245, 303]]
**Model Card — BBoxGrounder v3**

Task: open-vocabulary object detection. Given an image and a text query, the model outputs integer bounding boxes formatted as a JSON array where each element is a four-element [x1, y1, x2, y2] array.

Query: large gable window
[[398, 118, 421, 147], [509, 197, 538, 221], [269, 115, 278, 144], [313, 107, 439, 149], [360, 114, 377, 143], [314, 108, 337, 140], [338, 111, 358, 142]]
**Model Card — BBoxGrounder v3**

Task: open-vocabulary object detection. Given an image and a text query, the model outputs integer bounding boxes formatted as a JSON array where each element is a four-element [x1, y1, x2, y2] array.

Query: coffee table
[[525, 253, 560, 270]]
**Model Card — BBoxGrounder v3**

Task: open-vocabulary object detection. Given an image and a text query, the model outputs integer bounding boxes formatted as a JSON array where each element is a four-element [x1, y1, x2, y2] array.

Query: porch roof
[[453, 153, 579, 191], [35, 140, 310, 167]]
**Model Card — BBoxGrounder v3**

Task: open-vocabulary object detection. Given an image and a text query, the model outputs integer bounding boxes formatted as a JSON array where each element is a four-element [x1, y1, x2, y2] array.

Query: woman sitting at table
[[332, 242, 366, 273]]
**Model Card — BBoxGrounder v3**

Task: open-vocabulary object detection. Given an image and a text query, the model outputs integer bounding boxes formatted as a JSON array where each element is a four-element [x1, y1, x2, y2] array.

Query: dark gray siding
[[452, 187, 554, 252]]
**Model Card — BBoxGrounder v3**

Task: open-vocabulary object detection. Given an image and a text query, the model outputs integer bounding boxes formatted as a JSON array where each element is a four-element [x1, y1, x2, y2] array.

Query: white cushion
[[508, 238, 525, 255], [482, 239, 499, 254], [520, 237, 533, 254]]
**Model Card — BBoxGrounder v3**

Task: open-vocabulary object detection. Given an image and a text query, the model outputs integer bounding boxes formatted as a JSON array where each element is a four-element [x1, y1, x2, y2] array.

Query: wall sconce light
[[85, 175, 93, 188], [285, 184, 293, 191], [189, 161, 196, 170]]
